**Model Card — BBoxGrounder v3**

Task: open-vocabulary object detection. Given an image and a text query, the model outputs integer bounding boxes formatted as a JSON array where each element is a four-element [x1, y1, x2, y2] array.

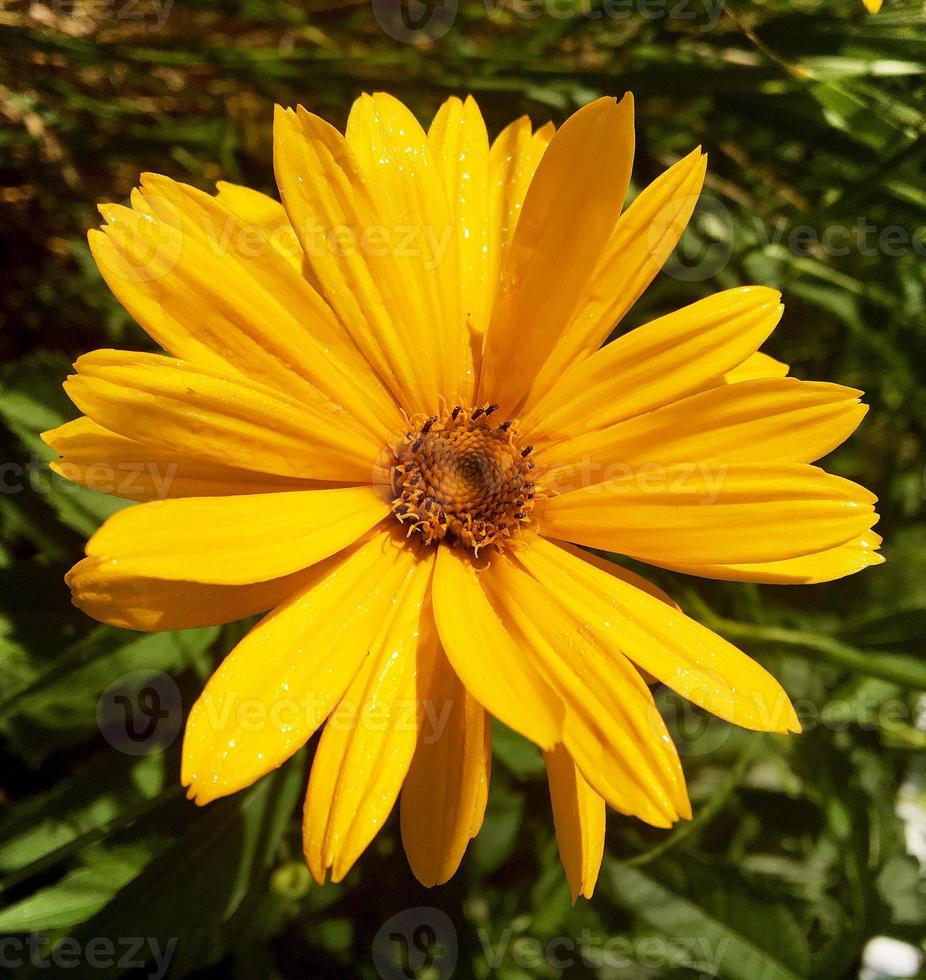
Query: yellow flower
[[44, 93, 881, 901], [863, 0, 882, 12]]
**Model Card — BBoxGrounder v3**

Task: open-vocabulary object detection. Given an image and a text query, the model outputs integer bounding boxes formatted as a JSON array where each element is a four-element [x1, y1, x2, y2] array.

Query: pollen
[[390, 404, 537, 554]]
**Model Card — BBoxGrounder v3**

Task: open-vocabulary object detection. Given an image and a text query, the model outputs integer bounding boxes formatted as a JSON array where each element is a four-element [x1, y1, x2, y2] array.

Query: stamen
[[389, 404, 539, 553]]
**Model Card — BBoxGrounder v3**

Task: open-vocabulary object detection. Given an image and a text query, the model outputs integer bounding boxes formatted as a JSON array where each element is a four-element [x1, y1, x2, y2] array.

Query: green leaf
[[839, 606, 926, 648], [44, 756, 305, 978], [0, 352, 128, 538], [809, 79, 915, 151], [0, 753, 166, 876], [0, 625, 218, 763], [0, 844, 155, 932], [471, 776, 525, 876], [602, 859, 810, 980], [877, 853, 926, 928], [491, 719, 545, 780]]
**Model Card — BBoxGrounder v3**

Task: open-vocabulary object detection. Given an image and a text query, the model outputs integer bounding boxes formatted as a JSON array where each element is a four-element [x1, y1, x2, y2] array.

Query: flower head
[[45, 92, 880, 900]]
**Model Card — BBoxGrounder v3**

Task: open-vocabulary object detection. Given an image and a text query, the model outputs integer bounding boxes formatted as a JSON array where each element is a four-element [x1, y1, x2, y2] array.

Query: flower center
[[390, 404, 536, 554]]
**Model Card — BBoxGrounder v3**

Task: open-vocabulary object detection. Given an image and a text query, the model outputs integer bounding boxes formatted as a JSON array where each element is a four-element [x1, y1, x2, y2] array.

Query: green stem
[[625, 741, 757, 867], [705, 616, 926, 689], [0, 783, 185, 898]]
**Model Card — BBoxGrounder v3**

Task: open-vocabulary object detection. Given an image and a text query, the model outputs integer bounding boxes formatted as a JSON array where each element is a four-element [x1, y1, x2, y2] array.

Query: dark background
[[1, 1, 924, 977]]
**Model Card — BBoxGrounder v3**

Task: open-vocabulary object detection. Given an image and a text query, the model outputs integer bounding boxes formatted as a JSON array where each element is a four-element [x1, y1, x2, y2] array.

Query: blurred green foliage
[[1, 0, 925, 977]]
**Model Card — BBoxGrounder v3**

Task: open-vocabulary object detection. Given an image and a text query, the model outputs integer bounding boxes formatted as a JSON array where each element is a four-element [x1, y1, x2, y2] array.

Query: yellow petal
[[863, 0, 882, 13], [525, 146, 707, 411], [92, 184, 399, 441], [345, 92, 474, 406], [43, 417, 323, 501], [66, 556, 312, 631], [540, 378, 868, 485], [136, 174, 398, 439], [128, 187, 154, 216], [537, 463, 877, 566], [182, 529, 417, 804], [273, 105, 420, 414], [274, 100, 471, 414], [524, 286, 783, 446], [558, 542, 679, 609], [544, 744, 606, 902], [723, 351, 789, 384], [479, 96, 635, 414], [651, 531, 884, 584], [65, 350, 382, 483], [519, 537, 801, 733], [303, 553, 436, 884], [485, 553, 689, 826], [429, 95, 492, 342], [85, 486, 388, 585], [213, 180, 303, 268], [400, 649, 491, 886], [550, 543, 672, 686], [88, 216, 225, 375], [431, 546, 563, 749], [487, 116, 554, 321]]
